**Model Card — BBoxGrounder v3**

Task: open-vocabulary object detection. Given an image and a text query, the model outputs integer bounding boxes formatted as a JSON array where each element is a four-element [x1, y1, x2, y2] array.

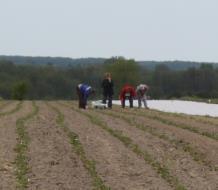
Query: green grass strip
[[97, 110, 214, 170], [0, 101, 23, 117], [73, 107, 187, 190], [15, 101, 39, 190], [47, 102, 110, 190]]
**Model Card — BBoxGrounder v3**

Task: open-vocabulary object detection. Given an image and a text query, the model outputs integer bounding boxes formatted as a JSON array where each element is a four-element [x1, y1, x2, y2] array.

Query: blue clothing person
[[76, 84, 93, 109]]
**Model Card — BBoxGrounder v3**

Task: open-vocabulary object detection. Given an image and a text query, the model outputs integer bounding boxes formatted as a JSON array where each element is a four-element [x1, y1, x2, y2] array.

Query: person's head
[[144, 85, 149, 91], [139, 84, 148, 91], [105, 72, 111, 79]]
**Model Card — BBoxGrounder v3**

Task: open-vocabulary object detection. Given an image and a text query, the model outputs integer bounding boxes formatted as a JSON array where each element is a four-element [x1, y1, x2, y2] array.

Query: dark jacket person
[[101, 73, 114, 108]]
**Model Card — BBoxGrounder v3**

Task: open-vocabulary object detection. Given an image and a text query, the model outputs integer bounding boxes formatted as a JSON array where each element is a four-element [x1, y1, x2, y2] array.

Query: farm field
[[0, 101, 217, 190]]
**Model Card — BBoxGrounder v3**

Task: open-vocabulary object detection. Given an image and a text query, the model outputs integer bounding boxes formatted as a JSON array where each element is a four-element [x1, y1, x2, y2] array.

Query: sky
[[0, 0, 218, 62]]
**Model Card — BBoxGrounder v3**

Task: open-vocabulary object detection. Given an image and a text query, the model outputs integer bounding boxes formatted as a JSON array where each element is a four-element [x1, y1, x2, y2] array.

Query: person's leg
[[83, 99, 87, 109], [122, 98, 125, 108], [80, 94, 86, 109], [129, 96, 133, 108], [102, 93, 107, 104], [143, 97, 148, 108], [77, 87, 82, 108], [78, 91, 86, 109], [108, 95, 112, 108], [138, 97, 142, 108], [80, 99, 84, 108]]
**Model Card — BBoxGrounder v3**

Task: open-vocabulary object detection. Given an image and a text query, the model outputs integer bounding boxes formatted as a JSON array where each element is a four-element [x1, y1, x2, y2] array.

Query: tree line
[[1, 55, 218, 70], [0, 58, 218, 100]]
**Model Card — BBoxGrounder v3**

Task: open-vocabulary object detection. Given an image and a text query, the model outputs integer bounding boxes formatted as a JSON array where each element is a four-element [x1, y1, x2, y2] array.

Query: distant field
[[0, 101, 217, 190]]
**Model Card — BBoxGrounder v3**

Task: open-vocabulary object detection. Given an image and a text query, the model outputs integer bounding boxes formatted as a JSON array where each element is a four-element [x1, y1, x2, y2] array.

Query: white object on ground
[[92, 100, 107, 109], [112, 100, 218, 117]]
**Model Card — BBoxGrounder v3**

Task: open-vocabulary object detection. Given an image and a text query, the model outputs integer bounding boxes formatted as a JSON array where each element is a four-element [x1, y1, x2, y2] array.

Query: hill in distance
[[0, 55, 217, 70]]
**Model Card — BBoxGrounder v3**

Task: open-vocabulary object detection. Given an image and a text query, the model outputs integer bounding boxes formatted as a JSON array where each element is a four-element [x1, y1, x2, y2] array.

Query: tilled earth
[[0, 100, 217, 190]]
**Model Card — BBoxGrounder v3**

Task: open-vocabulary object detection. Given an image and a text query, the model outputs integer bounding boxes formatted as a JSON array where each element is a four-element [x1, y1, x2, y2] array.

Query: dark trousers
[[76, 87, 86, 109], [122, 96, 133, 108], [103, 94, 112, 108]]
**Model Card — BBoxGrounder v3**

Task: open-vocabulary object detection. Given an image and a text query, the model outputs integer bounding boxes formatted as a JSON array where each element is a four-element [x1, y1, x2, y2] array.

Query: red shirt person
[[119, 84, 136, 108]]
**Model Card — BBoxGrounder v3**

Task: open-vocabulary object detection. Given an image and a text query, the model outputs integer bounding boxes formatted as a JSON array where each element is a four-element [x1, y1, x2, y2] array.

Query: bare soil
[[93, 109, 218, 190], [108, 108, 218, 167], [26, 101, 93, 190], [147, 108, 218, 128], [57, 102, 172, 190], [0, 101, 32, 190], [0, 101, 18, 113], [0, 101, 11, 110], [0, 100, 217, 190], [144, 109, 218, 136]]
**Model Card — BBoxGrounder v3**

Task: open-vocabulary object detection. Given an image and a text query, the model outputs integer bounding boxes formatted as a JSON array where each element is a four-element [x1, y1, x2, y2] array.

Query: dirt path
[[107, 108, 218, 167], [92, 109, 218, 190], [56, 102, 172, 190], [0, 101, 32, 190], [26, 101, 93, 190]]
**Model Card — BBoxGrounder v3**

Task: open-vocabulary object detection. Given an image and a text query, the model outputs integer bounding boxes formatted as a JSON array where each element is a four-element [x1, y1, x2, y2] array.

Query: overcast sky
[[0, 0, 218, 62]]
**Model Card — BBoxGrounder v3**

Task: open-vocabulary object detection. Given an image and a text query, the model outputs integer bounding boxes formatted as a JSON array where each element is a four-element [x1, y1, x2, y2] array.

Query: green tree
[[104, 57, 141, 96], [12, 81, 28, 100]]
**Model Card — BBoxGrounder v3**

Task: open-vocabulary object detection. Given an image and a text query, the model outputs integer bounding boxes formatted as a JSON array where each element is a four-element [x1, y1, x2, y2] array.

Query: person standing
[[119, 84, 136, 108], [76, 83, 94, 109], [101, 73, 114, 108], [136, 84, 149, 109]]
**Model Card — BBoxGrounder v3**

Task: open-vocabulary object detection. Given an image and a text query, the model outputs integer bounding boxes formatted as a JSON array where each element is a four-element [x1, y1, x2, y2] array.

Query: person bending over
[[119, 84, 136, 108], [136, 84, 149, 109], [76, 83, 94, 109]]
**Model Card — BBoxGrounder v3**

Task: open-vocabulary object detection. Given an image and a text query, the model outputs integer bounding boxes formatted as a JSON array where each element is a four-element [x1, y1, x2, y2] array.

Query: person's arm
[[136, 86, 140, 95]]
